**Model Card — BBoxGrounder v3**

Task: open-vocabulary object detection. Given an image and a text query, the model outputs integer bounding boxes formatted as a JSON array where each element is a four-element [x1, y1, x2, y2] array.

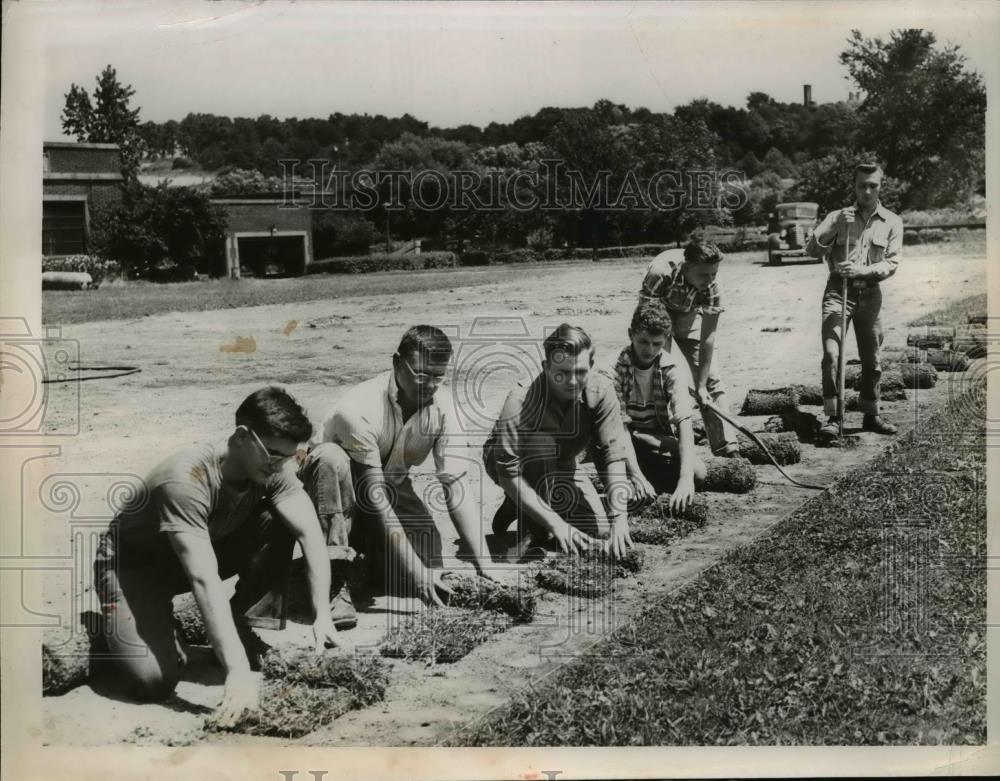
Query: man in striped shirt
[[639, 241, 740, 457], [605, 300, 706, 515]]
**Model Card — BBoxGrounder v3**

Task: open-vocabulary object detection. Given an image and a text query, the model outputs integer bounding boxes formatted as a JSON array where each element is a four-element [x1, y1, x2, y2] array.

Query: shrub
[[488, 248, 542, 265], [307, 252, 456, 275], [595, 244, 668, 260], [41, 254, 122, 285], [459, 250, 490, 266], [89, 181, 227, 279], [312, 212, 381, 257], [171, 156, 194, 170], [526, 226, 554, 251], [543, 247, 594, 261]]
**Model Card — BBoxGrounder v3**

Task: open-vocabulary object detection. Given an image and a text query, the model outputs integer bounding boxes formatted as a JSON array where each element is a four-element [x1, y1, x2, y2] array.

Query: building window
[[42, 201, 86, 256]]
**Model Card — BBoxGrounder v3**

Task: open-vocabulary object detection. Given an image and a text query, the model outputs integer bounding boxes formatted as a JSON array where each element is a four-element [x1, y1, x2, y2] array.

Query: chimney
[[803, 84, 813, 106]]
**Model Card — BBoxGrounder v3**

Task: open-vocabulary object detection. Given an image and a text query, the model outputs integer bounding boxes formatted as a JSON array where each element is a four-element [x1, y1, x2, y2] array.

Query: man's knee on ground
[[128, 669, 179, 702]]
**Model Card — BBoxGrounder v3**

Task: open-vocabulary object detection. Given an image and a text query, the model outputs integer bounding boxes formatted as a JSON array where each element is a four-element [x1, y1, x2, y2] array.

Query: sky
[[12, 0, 1000, 140]]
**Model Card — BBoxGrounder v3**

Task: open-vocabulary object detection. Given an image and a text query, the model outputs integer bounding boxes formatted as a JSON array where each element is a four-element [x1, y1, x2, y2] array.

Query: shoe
[[863, 415, 897, 435], [491, 495, 517, 536], [329, 582, 358, 630], [234, 619, 272, 671], [817, 417, 841, 440], [329, 560, 360, 630]]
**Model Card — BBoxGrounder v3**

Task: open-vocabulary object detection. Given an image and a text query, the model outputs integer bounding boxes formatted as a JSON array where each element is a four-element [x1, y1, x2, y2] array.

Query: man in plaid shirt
[[604, 300, 706, 515], [639, 240, 740, 457]]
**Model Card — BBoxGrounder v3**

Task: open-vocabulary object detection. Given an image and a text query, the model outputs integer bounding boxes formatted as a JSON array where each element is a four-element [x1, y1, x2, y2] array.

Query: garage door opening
[[236, 235, 306, 278]]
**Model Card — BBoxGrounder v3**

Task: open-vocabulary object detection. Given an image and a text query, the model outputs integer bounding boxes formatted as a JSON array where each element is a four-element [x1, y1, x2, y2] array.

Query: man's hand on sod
[[550, 518, 594, 556], [313, 616, 354, 654], [214, 668, 263, 727], [605, 515, 633, 559], [670, 476, 696, 514]]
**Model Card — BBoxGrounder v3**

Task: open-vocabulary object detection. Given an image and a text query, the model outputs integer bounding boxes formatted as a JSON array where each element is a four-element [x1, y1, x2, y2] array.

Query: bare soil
[[37, 248, 986, 746]]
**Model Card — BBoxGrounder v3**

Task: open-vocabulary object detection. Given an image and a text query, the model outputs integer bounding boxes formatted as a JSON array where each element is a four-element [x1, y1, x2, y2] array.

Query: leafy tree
[[840, 29, 985, 208], [313, 211, 380, 257], [89, 182, 228, 278], [61, 65, 143, 179], [789, 147, 907, 216]]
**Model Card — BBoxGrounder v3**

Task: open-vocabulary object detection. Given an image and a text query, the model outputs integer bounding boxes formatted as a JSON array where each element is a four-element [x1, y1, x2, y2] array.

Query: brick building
[[42, 141, 124, 256], [210, 198, 314, 279]]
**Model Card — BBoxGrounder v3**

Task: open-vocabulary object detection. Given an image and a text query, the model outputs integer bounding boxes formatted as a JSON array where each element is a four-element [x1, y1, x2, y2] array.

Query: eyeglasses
[[245, 426, 296, 465], [397, 353, 446, 386]]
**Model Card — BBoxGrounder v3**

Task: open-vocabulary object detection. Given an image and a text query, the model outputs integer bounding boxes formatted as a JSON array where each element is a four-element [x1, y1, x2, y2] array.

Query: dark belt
[[828, 274, 877, 291]]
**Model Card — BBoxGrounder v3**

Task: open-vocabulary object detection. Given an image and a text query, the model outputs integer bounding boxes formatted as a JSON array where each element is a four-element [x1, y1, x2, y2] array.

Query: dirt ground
[[35, 247, 986, 745]]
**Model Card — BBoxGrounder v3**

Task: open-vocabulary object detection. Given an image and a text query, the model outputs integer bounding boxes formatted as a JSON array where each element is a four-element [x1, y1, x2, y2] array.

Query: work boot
[[863, 414, 898, 435], [817, 416, 841, 441], [233, 617, 272, 671], [491, 495, 518, 536], [329, 560, 359, 630]]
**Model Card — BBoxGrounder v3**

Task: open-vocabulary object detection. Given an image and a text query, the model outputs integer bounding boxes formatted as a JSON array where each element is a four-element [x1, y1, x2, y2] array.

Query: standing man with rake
[[806, 162, 904, 441]]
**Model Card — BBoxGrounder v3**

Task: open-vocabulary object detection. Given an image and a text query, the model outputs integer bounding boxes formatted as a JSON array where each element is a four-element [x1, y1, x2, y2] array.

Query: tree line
[[61, 29, 985, 275]]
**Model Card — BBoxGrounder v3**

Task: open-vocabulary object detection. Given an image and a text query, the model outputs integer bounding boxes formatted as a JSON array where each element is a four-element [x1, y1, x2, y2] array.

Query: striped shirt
[[639, 250, 723, 315], [605, 345, 696, 437]]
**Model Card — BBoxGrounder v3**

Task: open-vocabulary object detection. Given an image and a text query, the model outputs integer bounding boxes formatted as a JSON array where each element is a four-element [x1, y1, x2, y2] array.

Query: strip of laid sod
[[451, 379, 986, 746], [535, 547, 645, 597], [206, 683, 356, 738], [379, 607, 513, 664], [443, 574, 538, 623], [207, 648, 390, 737], [629, 494, 709, 545]]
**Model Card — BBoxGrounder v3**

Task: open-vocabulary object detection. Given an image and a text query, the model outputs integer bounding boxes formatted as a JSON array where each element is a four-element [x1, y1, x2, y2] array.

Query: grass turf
[[207, 647, 390, 737], [736, 432, 801, 466], [535, 548, 646, 598], [451, 379, 986, 746], [443, 574, 538, 623], [629, 495, 709, 545], [906, 291, 987, 327], [379, 607, 513, 664], [702, 456, 757, 493], [42, 627, 94, 695]]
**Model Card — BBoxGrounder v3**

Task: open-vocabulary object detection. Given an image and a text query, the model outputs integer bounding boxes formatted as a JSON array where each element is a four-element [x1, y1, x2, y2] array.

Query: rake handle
[[837, 227, 851, 437]]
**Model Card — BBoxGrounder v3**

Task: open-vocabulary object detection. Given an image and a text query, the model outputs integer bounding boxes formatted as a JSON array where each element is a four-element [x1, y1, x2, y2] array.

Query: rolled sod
[[953, 326, 987, 358], [206, 682, 355, 737], [844, 365, 905, 395], [781, 409, 825, 441], [535, 547, 645, 598], [702, 456, 757, 493], [42, 626, 93, 696], [740, 387, 801, 416], [906, 326, 955, 349], [923, 349, 971, 371], [893, 362, 938, 389], [736, 432, 802, 465], [379, 607, 512, 663], [444, 574, 537, 623], [793, 384, 824, 406], [967, 314, 987, 325]]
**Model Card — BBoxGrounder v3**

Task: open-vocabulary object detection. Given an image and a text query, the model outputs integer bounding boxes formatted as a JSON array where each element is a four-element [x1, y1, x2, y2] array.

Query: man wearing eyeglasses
[[92, 387, 348, 728], [320, 325, 493, 609]]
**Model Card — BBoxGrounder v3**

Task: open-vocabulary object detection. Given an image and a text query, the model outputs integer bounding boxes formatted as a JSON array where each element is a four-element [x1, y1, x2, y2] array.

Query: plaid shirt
[[639, 251, 723, 315], [605, 345, 696, 436]]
